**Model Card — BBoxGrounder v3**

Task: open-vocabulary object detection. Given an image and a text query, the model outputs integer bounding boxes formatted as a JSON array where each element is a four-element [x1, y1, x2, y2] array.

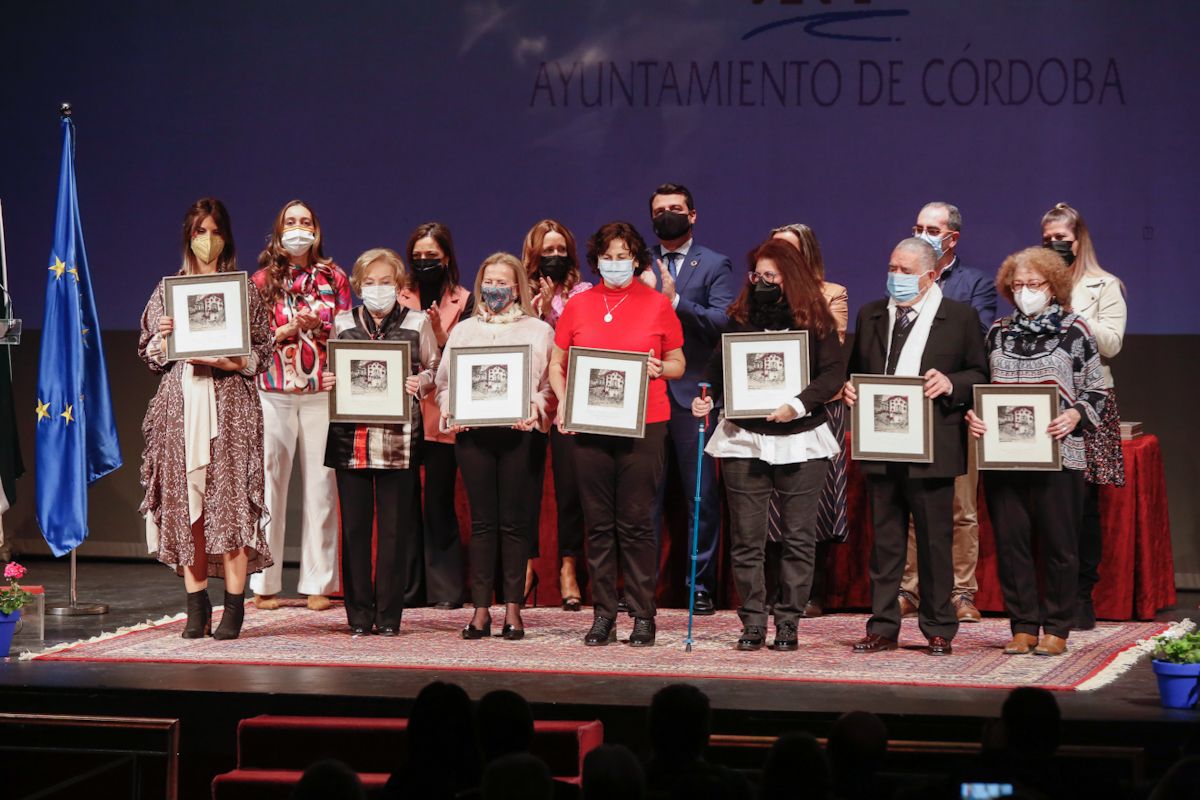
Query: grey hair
[[894, 237, 937, 272], [920, 201, 962, 232]]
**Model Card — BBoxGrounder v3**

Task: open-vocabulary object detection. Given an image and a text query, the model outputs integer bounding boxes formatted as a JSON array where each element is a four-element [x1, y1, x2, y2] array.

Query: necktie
[[885, 306, 915, 375], [664, 252, 679, 279]]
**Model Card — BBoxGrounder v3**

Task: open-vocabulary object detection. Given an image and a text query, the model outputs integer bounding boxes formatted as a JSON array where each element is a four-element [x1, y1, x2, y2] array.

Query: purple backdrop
[[2, 0, 1196, 332]]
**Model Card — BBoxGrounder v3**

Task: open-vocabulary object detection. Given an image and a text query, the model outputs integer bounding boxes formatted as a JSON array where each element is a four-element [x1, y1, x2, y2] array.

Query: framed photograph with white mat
[[446, 344, 531, 427], [562, 346, 649, 438], [721, 330, 809, 419], [327, 339, 412, 424], [162, 271, 251, 360], [849, 374, 934, 463], [973, 384, 1061, 470]]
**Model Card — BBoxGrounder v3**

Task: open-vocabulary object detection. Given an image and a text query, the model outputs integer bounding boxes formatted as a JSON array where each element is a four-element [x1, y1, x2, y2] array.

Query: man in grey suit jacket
[[644, 183, 738, 614]]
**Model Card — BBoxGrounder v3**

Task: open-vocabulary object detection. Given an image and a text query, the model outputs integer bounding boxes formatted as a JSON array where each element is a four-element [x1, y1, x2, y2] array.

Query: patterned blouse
[[984, 310, 1106, 471], [252, 262, 352, 393], [536, 280, 593, 328]]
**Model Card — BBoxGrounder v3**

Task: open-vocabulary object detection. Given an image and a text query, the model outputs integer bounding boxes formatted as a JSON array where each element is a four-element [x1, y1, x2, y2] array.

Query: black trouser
[[551, 427, 587, 559], [456, 429, 537, 608], [419, 441, 465, 606], [1078, 482, 1102, 603], [723, 457, 828, 628], [574, 423, 668, 620], [866, 468, 959, 641], [985, 468, 1085, 639], [336, 468, 416, 630]]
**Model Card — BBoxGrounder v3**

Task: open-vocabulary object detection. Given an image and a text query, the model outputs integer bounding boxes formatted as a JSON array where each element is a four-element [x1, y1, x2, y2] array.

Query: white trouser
[[250, 390, 340, 596]]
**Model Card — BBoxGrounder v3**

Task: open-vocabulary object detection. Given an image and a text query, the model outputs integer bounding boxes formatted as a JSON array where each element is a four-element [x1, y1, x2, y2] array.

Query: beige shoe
[[954, 595, 982, 623], [306, 594, 332, 612], [898, 594, 919, 618], [253, 593, 280, 611], [1034, 634, 1068, 656], [1002, 633, 1039, 655]]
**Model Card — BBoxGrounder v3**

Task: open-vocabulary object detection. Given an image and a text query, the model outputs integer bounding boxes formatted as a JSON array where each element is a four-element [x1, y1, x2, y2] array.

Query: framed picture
[[162, 271, 251, 360], [721, 330, 810, 419], [973, 384, 1062, 470], [562, 346, 649, 438], [849, 374, 934, 463], [327, 340, 413, 424], [446, 344, 532, 427]]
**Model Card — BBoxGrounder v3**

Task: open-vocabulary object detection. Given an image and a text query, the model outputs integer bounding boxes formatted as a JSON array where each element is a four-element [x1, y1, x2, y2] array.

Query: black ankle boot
[[213, 591, 246, 640], [182, 589, 212, 639]]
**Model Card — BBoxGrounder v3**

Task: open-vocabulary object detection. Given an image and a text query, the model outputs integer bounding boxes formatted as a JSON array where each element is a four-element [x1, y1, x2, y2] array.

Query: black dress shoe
[[584, 616, 617, 646], [434, 601, 462, 611], [853, 634, 899, 653], [693, 591, 716, 616], [927, 636, 953, 656], [628, 617, 656, 647], [376, 626, 400, 637], [501, 623, 525, 641], [462, 617, 491, 640], [770, 621, 798, 651], [348, 625, 372, 636], [616, 596, 631, 615], [737, 625, 766, 651]]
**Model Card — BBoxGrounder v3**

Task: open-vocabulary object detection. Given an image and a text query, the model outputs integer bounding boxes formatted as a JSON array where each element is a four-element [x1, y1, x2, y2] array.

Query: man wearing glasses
[[901, 202, 997, 626]]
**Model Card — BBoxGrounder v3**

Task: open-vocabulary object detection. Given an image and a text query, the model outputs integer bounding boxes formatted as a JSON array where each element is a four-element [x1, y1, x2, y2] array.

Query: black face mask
[[411, 259, 446, 285], [750, 281, 783, 306], [1044, 240, 1076, 267], [652, 210, 692, 241], [538, 255, 571, 282]]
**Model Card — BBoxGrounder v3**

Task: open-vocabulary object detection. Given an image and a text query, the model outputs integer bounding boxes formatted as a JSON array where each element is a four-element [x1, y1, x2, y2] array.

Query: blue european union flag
[[35, 115, 122, 556]]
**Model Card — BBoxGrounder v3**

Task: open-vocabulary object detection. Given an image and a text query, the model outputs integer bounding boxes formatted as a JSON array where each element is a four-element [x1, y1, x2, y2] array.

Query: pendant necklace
[[602, 292, 630, 323]]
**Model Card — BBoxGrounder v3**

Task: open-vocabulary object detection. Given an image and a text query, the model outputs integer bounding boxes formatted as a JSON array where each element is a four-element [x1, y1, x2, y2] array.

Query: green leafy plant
[[0, 562, 34, 616], [1152, 630, 1200, 664]]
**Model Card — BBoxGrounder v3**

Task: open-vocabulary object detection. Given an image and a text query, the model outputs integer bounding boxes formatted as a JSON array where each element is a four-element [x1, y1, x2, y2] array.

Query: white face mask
[[281, 227, 316, 257], [598, 258, 635, 288], [361, 285, 397, 315], [1015, 286, 1050, 317]]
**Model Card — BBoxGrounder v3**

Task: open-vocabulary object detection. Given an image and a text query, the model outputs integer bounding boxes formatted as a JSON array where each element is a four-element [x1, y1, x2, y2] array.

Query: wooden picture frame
[[721, 330, 810, 419], [973, 384, 1062, 471], [849, 374, 934, 463], [327, 339, 413, 424], [162, 271, 251, 360], [562, 346, 649, 438], [446, 344, 532, 428]]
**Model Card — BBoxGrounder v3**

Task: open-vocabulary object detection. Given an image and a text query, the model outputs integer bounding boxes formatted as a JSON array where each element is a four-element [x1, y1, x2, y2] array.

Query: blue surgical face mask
[[887, 271, 927, 303], [916, 231, 947, 262], [480, 285, 515, 314], [598, 258, 635, 288]]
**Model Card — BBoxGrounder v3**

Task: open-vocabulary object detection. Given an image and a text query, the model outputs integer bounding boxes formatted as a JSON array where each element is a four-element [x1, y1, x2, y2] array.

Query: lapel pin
[[689, 259, 699, 268]]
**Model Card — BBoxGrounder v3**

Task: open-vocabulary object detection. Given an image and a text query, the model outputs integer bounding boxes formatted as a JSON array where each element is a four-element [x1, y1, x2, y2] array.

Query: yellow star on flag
[[81, 327, 90, 337], [61, 403, 74, 425], [35, 399, 51, 422], [67, 266, 80, 282], [48, 256, 67, 279]]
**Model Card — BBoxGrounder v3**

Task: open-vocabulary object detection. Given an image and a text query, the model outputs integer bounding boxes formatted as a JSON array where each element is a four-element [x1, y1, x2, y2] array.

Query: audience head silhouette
[[292, 759, 364, 800], [649, 684, 711, 764], [761, 732, 830, 800], [1001, 687, 1061, 760], [478, 689, 535, 762], [582, 743, 645, 800], [481, 752, 553, 800]]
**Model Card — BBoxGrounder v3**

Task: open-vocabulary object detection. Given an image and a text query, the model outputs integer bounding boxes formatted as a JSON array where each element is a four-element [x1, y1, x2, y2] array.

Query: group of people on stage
[[137, 186, 1126, 659]]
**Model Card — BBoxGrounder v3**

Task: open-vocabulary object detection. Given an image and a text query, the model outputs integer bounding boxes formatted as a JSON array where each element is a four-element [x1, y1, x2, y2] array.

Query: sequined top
[[252, 262, 352, 393]]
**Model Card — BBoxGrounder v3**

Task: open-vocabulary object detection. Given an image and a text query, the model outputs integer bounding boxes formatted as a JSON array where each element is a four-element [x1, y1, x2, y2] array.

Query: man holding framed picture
[[843, 238, 988, 656]]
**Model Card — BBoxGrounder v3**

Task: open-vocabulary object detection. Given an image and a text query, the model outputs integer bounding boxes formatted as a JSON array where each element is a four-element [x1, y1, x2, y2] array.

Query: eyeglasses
[[912, 225, 947, 237], [1011, 280, 1048, 291], [748, 271, 781, 285]]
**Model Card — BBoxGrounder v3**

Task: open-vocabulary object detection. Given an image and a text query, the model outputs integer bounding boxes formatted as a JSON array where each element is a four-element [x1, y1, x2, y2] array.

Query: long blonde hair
[[1040, 202, 1105, 284], [473, 252, 536, 317]]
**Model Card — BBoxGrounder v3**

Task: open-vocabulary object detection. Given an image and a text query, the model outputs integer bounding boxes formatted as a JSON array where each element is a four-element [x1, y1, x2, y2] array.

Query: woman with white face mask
[[250, 200, 352, 612], [322, 249, 439, 635], [1041, 203, 1127, 631], [965, 247, 1106, 657], [434, 253, 554, 640], [547, 222, 686, 648]]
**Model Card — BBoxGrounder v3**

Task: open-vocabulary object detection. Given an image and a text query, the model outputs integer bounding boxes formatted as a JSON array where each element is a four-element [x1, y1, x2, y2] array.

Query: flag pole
[[44, 102, 108, 617]]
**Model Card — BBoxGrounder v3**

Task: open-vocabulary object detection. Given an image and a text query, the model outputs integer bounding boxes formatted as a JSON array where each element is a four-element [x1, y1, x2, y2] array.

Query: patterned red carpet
[[30, 602, 1175, 692]]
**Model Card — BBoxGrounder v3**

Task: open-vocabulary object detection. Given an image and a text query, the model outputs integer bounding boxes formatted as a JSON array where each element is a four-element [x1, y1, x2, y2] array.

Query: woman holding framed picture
[[691, 239, 846, 652], [548, 222, 685, 648], [138, 197, 273, 640], [965, 247, 1106, 656], [323, 248, 439, 636], [435, 252, 554, 640], [522, 219, 593, 612]]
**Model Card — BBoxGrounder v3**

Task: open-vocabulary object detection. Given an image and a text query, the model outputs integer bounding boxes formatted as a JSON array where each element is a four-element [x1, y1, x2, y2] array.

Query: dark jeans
[[575, 423, 668, 620], [551, 427, 586, 559], [417, 441, 465, 606], [336, 468, 416, 629], [723, 457, 828, 628], [865, 468, 959, 641], [455, 429, 537, 607], [986, 468, 1085, 639], [1079, 482, 1102, 602]]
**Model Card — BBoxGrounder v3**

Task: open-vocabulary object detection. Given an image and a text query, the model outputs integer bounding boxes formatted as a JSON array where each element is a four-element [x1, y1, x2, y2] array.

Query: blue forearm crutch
[[685, 382, 711, 653]]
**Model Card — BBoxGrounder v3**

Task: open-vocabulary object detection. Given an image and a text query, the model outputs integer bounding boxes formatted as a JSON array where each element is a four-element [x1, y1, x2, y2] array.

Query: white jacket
[[1071, 271, 1126, 388]]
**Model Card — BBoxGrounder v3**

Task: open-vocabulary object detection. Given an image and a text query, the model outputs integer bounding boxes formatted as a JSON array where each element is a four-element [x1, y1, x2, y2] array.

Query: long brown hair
[[405, 222, 462, 289], [769, 222, 826, 281], [728, 239, 835, 337], [1040, 202, 1104, 284], [256, 199, 333, 302], [522, 219, 581, 292], [179, 197, 237, 274]]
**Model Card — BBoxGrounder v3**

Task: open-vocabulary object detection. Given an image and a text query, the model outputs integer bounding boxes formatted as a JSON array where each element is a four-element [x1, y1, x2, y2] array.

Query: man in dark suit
[[899, 202, 998, 625], [844, 237, 987, 655], [643, 183, 738, 614]]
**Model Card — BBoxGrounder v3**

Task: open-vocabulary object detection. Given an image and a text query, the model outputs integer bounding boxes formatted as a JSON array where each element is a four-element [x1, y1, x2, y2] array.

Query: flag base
[[47, 602, 108, 616]]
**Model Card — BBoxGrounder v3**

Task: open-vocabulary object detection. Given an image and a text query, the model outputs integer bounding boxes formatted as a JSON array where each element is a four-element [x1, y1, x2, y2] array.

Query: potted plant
[[0, 562, 34, 658], [1151, 629, 1200, 710]]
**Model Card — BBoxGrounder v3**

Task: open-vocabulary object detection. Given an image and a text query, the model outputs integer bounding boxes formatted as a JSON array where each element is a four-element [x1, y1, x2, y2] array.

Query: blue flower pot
[[0, 609, 20, 658], [1152, 659, 1200, 710]]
